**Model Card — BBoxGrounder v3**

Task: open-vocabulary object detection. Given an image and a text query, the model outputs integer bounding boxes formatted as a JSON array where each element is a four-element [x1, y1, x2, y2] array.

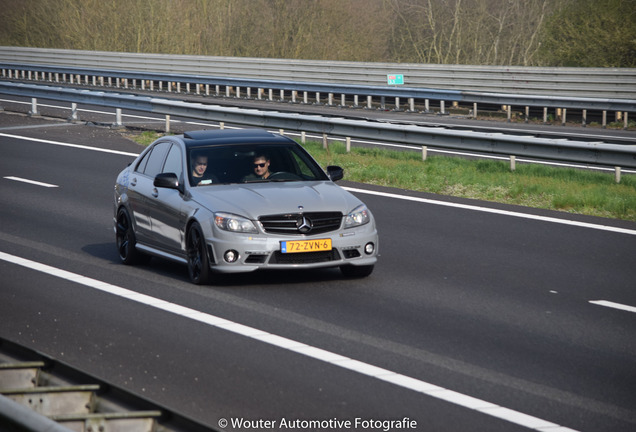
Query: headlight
[[344, 205, 370, 228], [214, 212, 258, 233]]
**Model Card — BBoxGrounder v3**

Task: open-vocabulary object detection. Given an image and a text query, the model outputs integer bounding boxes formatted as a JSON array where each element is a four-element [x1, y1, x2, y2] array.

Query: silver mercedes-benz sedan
[[113, 129, 378, 284]]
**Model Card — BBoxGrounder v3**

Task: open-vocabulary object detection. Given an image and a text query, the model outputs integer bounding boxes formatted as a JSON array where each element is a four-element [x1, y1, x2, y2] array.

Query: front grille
[[270, 249, 340, 264], [259, 212, 342, 235]]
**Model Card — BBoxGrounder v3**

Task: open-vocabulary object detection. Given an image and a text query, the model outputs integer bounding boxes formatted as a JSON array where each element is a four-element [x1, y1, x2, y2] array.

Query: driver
[[243, 154, 271, 181]]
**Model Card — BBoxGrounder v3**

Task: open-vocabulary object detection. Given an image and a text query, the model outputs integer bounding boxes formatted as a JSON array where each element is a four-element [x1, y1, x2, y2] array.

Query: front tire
[[115, 207, 146, 265], [187, 222, 212, 285]]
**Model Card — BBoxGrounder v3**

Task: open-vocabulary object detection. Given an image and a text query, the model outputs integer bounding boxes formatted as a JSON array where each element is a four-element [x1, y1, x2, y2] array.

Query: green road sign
[[387, 74, 404, 85]]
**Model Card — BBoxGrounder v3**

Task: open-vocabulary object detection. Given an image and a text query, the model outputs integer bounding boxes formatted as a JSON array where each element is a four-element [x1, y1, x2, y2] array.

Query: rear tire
[[340, 264, 374, 278], [115, 207, 147, 265], [187, 222, 212, 285]]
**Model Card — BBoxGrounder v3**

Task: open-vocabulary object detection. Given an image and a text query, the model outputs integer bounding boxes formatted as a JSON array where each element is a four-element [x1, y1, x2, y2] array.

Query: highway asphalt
[[1, 110, 635, 432]]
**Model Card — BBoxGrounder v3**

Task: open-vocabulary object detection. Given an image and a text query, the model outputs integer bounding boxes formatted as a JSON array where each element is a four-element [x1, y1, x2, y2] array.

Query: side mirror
[[154, 173, 181, 191], [326, 165, 344, 182]]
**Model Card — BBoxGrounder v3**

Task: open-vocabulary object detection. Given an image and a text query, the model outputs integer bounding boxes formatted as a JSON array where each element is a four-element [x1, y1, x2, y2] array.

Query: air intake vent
[[259, 212, 342, 235]]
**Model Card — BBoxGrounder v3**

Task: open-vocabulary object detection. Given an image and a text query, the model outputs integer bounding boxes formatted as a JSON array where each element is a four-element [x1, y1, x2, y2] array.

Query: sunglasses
[[254, 163, 267, 168]]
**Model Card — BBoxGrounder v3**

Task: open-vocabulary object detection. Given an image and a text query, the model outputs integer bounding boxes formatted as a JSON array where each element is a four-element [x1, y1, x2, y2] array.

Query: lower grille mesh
[[270, 249, 340, 264]]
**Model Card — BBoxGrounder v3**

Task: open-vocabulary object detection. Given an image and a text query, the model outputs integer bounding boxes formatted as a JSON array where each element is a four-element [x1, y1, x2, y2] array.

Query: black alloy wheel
[[116, 207, 145, 265], [187, 222, 211, 285]]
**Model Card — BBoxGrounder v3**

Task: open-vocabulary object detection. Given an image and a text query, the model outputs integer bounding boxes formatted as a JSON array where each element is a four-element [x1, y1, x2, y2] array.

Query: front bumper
[[205, 226, 378, 273]]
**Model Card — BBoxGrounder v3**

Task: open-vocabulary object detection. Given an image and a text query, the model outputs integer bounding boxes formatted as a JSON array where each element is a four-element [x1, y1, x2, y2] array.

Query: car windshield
[[188, 143, 329, 186]]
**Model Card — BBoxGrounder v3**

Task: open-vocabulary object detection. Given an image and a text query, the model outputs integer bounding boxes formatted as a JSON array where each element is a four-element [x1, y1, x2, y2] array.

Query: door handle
[[152, 188, 159, 198], [131, 178, 137, 187]]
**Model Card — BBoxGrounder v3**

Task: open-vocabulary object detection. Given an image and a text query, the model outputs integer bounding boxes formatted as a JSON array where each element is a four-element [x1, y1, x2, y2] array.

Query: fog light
[[364, 242, 375, 255], [224, 250, 239, 263]]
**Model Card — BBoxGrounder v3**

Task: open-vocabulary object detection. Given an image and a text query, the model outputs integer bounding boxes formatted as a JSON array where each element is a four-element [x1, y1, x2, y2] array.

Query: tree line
[[0, 0, 634, 67]]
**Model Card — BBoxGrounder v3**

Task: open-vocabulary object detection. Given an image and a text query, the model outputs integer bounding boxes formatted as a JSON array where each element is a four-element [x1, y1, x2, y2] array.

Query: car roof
[[182, 129, 295, 148]]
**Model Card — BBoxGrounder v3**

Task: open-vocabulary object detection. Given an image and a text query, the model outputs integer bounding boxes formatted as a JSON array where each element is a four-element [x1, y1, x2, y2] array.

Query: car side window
[[135, 148, 151, 174], [162, 144, 183, 180], [142, 142, 171, 178]]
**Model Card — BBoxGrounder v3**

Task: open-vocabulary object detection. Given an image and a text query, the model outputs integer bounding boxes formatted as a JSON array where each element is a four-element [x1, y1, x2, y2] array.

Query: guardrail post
[[366, 95, 372, 109], [562, 108, 567, 126], [615, 166, 621, 183], [506, 105, 511, 122], [346, 137, 351, 153], [543, 107, 548, 124], [624, 112, 629, 130], [280, 89, 285, 102], [29, 98, 38, 116], [236, 86, 241, 98], [205, 84, 209, 95], [291, 90, 297, 103], [440, 100, 446, 115], [353, 95, 359, 108], [602, 111, 607, 128], [227, 86, 232, 98], [114, 108, 123, 128], [327, 93, 333, 106], [316, 92, 321, 105], [380, 96, 386, 110], [424, 99, 430, 113], [268, 89, 273, 101], [582, 110, 587, 127], [322, 133, 328, 149], [341, 94, 346, 108], [165, 115, 170, 133], [422, 146, 427, 161], [301, 131, 306, 144], [69, 103, 78, 122], [510, 155, 516, 171], [394, 97, 401, 111], [303, 91, 308, 104], [525, 106, 529, 123]]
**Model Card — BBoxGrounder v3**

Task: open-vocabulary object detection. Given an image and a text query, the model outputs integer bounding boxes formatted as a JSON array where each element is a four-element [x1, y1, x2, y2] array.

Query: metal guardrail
[[1, 81, 635, 171], [0, 338, 215, 432], [1, 47, 635, 117], [2, 47, 635, 98]]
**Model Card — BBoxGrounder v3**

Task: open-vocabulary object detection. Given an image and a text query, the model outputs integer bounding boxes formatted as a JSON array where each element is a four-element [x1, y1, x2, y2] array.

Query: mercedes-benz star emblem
[[296, 216, 313, 233]]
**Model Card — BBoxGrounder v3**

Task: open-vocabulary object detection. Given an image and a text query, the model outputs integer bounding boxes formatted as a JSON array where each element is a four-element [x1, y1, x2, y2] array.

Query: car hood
[[190, 181, 363, 218]]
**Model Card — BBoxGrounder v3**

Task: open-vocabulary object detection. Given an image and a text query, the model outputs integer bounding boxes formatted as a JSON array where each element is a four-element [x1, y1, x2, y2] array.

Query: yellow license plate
[[281, 239, 332, 253]]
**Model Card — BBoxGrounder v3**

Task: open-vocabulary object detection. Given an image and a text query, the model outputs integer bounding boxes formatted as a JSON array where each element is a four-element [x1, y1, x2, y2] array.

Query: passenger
[[243, 154, 271, 181], [191, 153, 209, 186]]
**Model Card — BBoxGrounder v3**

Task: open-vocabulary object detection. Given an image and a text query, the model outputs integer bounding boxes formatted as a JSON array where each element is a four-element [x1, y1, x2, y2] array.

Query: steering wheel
[[268, 172, 302, 180]]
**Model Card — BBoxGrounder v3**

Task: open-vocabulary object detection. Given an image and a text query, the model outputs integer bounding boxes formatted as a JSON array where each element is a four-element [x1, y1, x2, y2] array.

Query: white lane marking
[[589, 300, 636, 314], [0, 132, 138, 157], [0, 250, 578, 432], [3, 132, 635, 236], [344, 187, 636, 236], [3, 176, 58, 188]]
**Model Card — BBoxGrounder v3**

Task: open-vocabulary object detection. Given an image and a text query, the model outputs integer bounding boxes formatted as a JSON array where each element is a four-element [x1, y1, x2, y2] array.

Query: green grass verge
[[302, 140, 636, 222], [124, 131, 635, 222]]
